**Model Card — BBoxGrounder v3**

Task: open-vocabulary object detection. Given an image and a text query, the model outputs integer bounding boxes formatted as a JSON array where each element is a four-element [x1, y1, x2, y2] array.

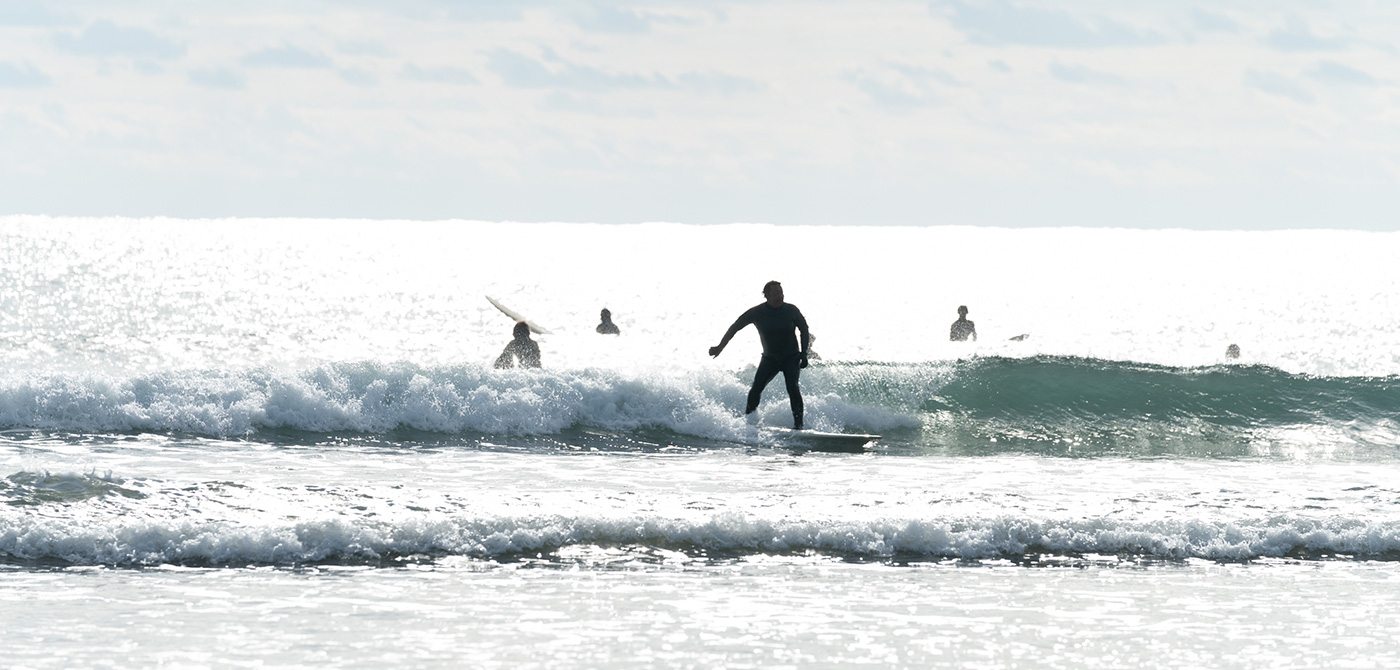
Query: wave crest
[[4, 512, 1396, 566]]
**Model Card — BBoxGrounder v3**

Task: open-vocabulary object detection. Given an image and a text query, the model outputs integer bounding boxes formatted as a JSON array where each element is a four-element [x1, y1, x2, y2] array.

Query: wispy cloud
[[539, 91, 657, 117], [1266, 18, 1349, 51], [892, 63, 964, 87], [489, 49, 667, 90], [242, 45, 333, 68], [675, 71, 764, 95], [848, 73, 942, 107], [54, 19, 185, 59], [0, 0, 70, 26], [188, 67, 245, 90], [488, 49, 759, 95], [846, 63, 961, 107], [401, 63, 479, 85], [407, 0, 529, 23], [564, 4, 699, 33], [572, 5, 652, 33], [1050, 62, 1126, 86], [0, 61, 52, 88], [7, 0, 1400, 229], [1308, 61, 1377, 86], [1244, 69, 1314, 103], [939, 0, 1166, 48], [337, 41, 393, 57], [1190, 8, 1240, 34], [339, 68, 377, 87]]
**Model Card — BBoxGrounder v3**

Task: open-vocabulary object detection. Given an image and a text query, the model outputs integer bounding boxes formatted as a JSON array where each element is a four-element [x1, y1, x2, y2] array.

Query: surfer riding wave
[[709, 280, 810, 430]]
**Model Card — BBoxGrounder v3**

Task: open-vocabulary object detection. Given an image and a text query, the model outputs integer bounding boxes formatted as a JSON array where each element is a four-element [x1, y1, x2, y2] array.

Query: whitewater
[[3, 217, 1399, 669]]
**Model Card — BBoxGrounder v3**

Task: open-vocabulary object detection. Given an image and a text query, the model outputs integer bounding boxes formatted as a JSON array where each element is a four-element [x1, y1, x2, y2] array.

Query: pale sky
[[2, 1, 1398, 228]]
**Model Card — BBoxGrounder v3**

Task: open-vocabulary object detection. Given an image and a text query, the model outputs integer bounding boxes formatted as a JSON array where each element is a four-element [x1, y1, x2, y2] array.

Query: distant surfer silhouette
[[494, 321, 541, 369], [1226, 343, 1240, 359], [949, 305, 977, 342], [709, 281, 810, 430], [596, 308, 620, 335]]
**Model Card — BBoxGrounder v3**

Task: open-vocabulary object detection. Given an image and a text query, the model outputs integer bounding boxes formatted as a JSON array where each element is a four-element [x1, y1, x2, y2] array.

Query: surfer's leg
[[781, 357, 803, 429], [746, 357, 781, 414]]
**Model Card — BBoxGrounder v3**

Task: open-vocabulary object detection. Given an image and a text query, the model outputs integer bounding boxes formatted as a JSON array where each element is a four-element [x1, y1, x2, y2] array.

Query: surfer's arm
[[793, 307, 810, 367], [493, 345, 515, 369], [709, 310, 754, 357]]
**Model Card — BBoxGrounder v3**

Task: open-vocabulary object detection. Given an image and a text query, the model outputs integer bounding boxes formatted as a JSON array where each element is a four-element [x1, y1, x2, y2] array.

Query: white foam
[[3, 511, 1396, 566], [0, 363, 913, 438]]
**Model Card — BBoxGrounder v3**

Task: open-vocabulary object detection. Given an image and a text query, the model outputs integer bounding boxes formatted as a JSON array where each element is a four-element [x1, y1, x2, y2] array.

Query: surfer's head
[[600, 308, 611, 321], [763, 281, 783, 306], [957, 305, 968, 317], [513, 321, 530, 339]]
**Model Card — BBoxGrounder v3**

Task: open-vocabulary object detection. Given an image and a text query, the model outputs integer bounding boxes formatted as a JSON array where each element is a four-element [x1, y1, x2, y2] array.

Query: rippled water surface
[[3, 219, 1400, 668]]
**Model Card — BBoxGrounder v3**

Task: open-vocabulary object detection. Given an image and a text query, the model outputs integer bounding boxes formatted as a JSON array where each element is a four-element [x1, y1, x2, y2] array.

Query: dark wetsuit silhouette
[[714, 302, 810, 429], [596, 308, 620, 335], [495, 322, 541, 368], [950, 317, 976, 342], [494, 338, 540, 368]]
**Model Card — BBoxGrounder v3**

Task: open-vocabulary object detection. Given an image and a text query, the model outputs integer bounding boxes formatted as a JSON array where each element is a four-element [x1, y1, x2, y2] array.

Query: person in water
[[494, 321, 541, 369], [1226, 343, 1240, 359], [709, 281, 810, 430], [949, 305, 977, 342], [596, 308, 620, 335]]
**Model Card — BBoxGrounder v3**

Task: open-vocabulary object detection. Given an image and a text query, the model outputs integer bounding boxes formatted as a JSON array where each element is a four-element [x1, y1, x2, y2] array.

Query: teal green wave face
[[928, 356, 1391, 425], [907, 356, 1400, 458]]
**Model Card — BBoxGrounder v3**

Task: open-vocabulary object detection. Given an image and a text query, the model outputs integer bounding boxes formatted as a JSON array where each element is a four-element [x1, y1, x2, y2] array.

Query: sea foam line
[[0, 363, 912, 438], [3, 513, 1397, 566]]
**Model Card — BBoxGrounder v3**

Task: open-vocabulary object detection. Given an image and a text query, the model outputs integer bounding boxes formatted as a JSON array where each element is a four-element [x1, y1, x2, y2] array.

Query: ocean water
[[2, 217, 1399, 668]]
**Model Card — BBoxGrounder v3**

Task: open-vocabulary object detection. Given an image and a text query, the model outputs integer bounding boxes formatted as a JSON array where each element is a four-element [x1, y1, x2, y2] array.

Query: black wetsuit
[[722, 303, 810, 428], [494, 337, 541, 368], [950, 317, 976, 342]]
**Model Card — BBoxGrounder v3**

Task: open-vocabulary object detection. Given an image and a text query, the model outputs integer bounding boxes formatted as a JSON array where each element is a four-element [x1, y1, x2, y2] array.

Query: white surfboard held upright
[[485, 295, 551, 334]]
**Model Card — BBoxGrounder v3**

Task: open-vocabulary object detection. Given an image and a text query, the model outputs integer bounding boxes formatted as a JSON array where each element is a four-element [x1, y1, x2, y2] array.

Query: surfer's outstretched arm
[[709, 311, 755, 357]]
